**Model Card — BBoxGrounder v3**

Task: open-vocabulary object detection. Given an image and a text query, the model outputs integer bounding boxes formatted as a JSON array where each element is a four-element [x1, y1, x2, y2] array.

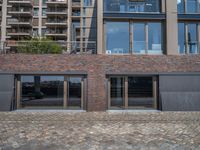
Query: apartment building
[[0, 0, 97, 53], [0, 0, 200, 111]]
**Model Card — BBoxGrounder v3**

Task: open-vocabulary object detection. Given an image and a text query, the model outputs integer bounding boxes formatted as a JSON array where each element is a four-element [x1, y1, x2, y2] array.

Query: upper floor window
[[84, 0, 93, 6], [34, 8, 39, 16], [105, 21, 163, 55], [177, 0, 200, 13], [133, 22, 163, 54], [178, 23, 199, 54], [104, 0, 161, 13], [106, 22, 129, 54]]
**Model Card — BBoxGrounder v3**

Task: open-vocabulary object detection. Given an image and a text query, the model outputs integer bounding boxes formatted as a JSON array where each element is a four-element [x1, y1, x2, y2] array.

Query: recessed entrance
[[108, 76, 158, 109]]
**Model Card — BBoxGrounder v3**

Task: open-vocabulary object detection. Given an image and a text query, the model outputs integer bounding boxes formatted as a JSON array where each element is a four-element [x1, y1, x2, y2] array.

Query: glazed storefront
[[15, 75, 87, 110]]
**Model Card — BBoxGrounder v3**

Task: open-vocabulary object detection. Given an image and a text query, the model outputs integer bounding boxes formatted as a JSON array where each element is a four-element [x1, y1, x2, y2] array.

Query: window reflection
[[188, 24, 198, 54], [178, 23, 199, 54], [128, 77, 153, 108], [106, 22, 129, 54], [177, 0, 200, 13], [178, 23, 186, 54], [133, 23, 146, 54], [148, 23, 162, 54], [21, 76, 64, 108], [110, 77, 124, 107], [187, 0, 197, 13], [104, 0, 161, 13], [68, 77, 82, 107], [177, 0, 184, 13]]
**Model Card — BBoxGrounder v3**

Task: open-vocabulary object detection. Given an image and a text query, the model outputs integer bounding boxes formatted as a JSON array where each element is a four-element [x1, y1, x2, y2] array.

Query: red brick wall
[[0, 54, 200, 111]]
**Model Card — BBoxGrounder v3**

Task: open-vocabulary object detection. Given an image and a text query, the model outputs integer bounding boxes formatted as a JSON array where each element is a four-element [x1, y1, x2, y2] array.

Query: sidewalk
[[0, 112, 200, 150]]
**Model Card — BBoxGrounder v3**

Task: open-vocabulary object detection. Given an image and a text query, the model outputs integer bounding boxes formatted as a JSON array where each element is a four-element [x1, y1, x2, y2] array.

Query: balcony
[[8, 0, 33, 6], [46, 9, 67, 15], [72, 2, 81, 7], [45, 30, 67, 37], [8, 9, 33, 16], [1, 40, 96, 54], [46, 0, 67, 5], [104, 0, 161, 13], [46, 20, 67, 26], [72, 11, 81, 18], [7, 31, 32, 36], [7, 19, 32, 26]]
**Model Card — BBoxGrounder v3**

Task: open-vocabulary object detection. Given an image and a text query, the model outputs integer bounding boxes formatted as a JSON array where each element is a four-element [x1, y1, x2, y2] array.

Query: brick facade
[[0, 54, 200, 111]]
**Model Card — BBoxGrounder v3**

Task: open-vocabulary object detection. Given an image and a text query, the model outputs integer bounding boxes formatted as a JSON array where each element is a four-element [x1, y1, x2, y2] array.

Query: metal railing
[[0, 41, 96, 54]]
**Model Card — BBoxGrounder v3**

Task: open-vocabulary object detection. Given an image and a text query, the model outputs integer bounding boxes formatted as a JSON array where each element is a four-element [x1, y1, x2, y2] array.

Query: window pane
[[178, 23, 186, 54], [133, 23, 146, 54], [104, 0, 161, 13], [144, 0, 160, 12], [177, 0, 184, 13], [21, 76, 64, 108], [186, 0, 197, 13], [188, 24, 198, 54], [199, 0, 200, 13], [68, 77, 82, 107], [110, 77, 124, 107], [34, 8, 39, 16], [106, 22, 129, 54], [84, 0, 92, 6], [148, 23, 163, 54], [128, 77, 154, 108]]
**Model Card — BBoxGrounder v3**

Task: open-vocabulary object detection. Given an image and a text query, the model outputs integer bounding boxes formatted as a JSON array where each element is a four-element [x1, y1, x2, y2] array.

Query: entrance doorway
[[108, 76, 158, 109]]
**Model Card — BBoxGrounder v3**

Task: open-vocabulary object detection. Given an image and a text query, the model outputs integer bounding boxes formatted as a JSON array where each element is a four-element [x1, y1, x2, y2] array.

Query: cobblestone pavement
[[0, 111, 200, 150]]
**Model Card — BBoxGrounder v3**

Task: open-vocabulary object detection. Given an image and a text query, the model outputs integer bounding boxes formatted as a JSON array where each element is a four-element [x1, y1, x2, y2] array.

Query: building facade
[[0, 0, 200, 111], [0, 0, 97, 53]]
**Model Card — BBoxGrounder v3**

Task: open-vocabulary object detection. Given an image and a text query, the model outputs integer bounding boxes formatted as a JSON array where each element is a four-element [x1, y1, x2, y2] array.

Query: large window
[[148, 23, 162, 54], [68, 77, 82, 107], [132, 22, 163, 54], [109, 76, 157, 109], [133, 23, 146, 54], [21, 76, 64, 108], [19, 75, 85, 109], [128, 77, 153, 108], [178, 23, 185, 54], [106, 21, 163, 55], [110, 77, 124, 107], [177, 0, 200, 13], [178, 23, 199, 54], [104, 0, 161, 13], [106, 22, 129, 54]]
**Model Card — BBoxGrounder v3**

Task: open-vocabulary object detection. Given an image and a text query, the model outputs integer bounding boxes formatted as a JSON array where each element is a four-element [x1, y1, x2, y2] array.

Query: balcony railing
[[8, 9, 33, 16], [104, 0, 161, 13], [46, 0, 67, 4], [8, 0, 33, 6], [0, 41, 96, 54], [7, 31, 32, 36], [7, 19, 32, 25], [72, 2, 81, 7], [46, 9, 67, 15]]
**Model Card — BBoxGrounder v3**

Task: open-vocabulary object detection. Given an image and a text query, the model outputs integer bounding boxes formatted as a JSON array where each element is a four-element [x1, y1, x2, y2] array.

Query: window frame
[[108, 75, 158, 110], [104, 20, 164, 55], [178, 22, 199, 54], [104, 0, 162, 13], [177, 0, 200, 14], [16, 75, 86, 110], [131, 21, 164, 55]]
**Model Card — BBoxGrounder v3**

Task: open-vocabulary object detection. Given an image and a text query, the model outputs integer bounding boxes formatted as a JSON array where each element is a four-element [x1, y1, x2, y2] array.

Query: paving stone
[[0, 112, 200, 149]]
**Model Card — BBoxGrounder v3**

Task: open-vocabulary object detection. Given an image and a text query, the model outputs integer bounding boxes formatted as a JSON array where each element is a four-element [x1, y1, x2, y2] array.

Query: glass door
[[110, 77, 124, 108]]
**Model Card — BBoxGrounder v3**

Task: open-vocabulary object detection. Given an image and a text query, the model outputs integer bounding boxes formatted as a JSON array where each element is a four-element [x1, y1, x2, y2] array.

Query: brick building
[[0, 0, 200, 111]]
